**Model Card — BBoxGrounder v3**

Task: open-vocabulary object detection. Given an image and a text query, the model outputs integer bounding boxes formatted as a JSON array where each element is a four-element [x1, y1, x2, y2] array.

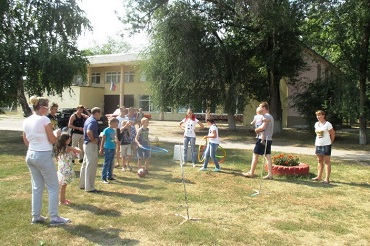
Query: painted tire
[[265, 163, 310, 176]]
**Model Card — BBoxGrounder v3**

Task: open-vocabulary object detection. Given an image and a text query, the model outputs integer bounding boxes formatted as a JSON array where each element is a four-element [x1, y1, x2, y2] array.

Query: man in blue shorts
[[243, 102, 274, 179]]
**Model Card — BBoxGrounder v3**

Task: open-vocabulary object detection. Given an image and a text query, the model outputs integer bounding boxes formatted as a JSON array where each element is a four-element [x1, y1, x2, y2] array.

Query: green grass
[[1, 130, 370, 245]]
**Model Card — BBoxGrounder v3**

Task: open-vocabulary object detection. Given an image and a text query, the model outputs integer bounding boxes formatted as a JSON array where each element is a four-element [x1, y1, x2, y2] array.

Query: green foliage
[[83, 36, 132, 55], [0, 0, 90, 113]]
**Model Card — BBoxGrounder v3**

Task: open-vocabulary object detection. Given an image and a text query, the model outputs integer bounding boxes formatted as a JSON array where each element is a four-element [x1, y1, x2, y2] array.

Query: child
[[99, 118, 119, 183], [251, 107, 267, 145], [117, 120, 133, 172], [199, 119, 221, 172], [135, 117, 151, 173], [55, 133, 81, 205], [137, 108, 144, 127]]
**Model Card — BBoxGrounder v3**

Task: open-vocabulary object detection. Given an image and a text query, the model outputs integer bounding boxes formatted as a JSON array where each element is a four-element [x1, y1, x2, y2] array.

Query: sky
[[76, 0, 148, 51]]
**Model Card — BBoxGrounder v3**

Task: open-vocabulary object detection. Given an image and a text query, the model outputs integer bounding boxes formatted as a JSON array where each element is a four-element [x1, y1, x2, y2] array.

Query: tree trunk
[[269, 70, 283, 134], [227, 113, 236, 131], [358, 18, 370, 145], [17, 81, 31, 117]]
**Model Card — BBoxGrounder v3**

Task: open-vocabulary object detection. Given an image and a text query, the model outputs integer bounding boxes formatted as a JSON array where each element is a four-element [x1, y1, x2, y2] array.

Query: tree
[[0, 0, 90, 116], [299, 0, 370, 144], [83, 36, 132, 55], [122, 0, 306, 131]]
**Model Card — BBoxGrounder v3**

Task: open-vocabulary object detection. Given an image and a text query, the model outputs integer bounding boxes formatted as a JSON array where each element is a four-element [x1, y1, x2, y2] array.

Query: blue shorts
[[315, 145, 331, 156], [137, 145, 151, 159], [253, 139, 272, 155]]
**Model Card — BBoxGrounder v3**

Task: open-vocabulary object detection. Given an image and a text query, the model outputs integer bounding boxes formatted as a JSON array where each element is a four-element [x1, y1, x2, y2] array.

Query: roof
[[87, 52, 143, 67]]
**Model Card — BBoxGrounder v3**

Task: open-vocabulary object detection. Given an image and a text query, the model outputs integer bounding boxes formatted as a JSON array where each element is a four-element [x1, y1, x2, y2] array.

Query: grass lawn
[[1, 129, 370, 245]]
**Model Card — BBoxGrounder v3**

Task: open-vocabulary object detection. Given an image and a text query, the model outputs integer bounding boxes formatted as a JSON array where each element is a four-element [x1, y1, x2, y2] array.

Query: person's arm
[[99, 134, 106, 155], [67, 146, 82, 155], [179, 120, 185, 130], [45, 123, 59, 144], [22, 132, 29, 147], [135, 128, 142, 147], [87, 129, 98, 144], [255, 121, 268, 134], [206, 129, 217, 139], [329, 128, 335, 144], [196, 121, 204, 130]]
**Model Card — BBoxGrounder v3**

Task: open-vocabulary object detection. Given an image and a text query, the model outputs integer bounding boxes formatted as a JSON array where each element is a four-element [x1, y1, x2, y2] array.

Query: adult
[[46, 102, 59, 130], [115, 106, 127, 168], [79, 107, 102, 193], [242, 102, 274, 179], [23, 96, 70, 226], [179, 109, 204, 167], [68, 105, 90, 163], [312, 110, 335, 184]]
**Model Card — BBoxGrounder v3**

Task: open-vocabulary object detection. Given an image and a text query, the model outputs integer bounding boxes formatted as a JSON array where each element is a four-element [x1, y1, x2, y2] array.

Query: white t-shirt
[[208, 124, 220, 144], [23, 114, 53, 151], [116, 115, 128, 128], [253, 114, 264, 128], [181, 118, 199, 138], [314, 121, 333, 146]]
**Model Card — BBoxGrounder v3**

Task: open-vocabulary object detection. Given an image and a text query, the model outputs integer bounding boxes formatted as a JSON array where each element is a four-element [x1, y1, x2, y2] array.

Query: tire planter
[[265, 163, 310, 176]]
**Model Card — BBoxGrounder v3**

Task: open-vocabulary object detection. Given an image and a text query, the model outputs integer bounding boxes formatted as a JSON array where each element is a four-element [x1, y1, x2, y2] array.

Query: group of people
[[23, 96, 335, 226]]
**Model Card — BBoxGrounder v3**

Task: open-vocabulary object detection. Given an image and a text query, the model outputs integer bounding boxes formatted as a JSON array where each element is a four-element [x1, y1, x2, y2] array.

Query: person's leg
[[189, 137, 197, 164], [313, 155, 324, 181], [37, 151, 60, 219], [264, 154, 273, 179], [107, 149, 115, 179], [210, 143, 220, 170], [26, 151, 45, 221], [323, 155, 331, 183], [116, 144, 121, 167], [71, 133, 80, 162], [183, 136, 190, 163], [60, 184, 66, 204], [101, 150, 109, 181], [201, 144, 211, 169], [127, 145, 132, 170], [84, 143, 99, 191], [78, 134, 85, 162], [79, 144, 87, 189]]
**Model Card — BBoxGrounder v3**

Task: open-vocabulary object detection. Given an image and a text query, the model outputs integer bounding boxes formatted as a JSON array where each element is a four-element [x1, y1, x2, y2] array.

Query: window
[[124, 95, 134, 107], [106, 72, 121, 84], [139, 95, 152, 111], [124, 71, 135, 83], [91, 73, 101, 84]]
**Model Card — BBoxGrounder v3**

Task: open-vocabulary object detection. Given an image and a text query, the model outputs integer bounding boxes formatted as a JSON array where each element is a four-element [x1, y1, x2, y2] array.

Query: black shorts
[[253, 139, 272, 155], [315, 145, 331, 156]]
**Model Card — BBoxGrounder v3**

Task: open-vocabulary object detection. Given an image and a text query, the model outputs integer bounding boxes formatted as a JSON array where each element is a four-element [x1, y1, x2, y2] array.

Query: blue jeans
[[183, 136, 197, 163], [102, 148, 115, 180], [26, 150, 59, 220], [203, 143, 220, 169]]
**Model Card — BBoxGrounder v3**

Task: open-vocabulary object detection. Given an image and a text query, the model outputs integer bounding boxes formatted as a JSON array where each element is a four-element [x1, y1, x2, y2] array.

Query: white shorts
[[120, 144, 132, 157]]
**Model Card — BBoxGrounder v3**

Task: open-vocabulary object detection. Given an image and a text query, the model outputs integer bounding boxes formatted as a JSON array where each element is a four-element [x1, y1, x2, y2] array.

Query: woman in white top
[[23, 96, 70, 226], [179, 109, 204, 167], [199, 118, 221, 172], [312, 110, 335, 184]]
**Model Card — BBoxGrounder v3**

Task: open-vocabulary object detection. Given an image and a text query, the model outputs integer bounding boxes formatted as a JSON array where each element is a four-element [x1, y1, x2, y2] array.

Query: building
[[47, 50, 337, 127]]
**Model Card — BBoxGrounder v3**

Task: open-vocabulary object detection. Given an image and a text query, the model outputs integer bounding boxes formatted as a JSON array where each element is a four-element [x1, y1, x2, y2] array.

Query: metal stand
[[175, 143, 202, 225]]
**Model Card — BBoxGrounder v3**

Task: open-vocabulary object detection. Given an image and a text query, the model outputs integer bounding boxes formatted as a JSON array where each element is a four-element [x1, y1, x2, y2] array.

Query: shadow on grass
[[63, 224, 140, 245], [70, 203, 121, 216], [99, 190, 163, 203]]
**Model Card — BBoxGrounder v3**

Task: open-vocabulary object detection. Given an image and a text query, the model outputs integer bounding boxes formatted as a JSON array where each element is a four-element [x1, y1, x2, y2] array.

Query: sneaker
[[192, 163, 196, 168], [31, 215, 47, 225], [199, 167, 207, 171], [101, 179, 109, 184], [108, 177, 116, 181], [121, 167, 126, 172], [213, 168, 221, 172], [50, 216, 71, 226]]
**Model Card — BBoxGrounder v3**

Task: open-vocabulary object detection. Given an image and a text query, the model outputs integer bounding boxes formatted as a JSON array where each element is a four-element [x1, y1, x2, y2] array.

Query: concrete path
[[1, 114, 369, 162]]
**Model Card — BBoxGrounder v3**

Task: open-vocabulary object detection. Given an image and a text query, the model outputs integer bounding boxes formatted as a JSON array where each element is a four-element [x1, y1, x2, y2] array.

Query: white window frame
[[124, 71, 135, 83], [91, 72, 101, 84], [139, 95, 153, 112], [105, 71, 121, 84]]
